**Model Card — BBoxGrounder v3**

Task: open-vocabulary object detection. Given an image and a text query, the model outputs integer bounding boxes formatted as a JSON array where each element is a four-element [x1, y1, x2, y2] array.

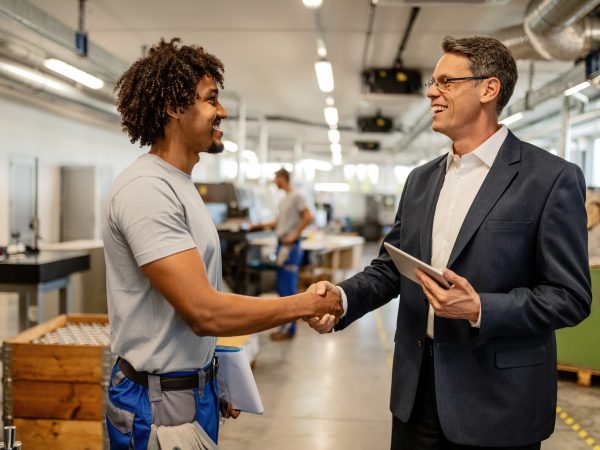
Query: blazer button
[[417, 339, 423, 348]]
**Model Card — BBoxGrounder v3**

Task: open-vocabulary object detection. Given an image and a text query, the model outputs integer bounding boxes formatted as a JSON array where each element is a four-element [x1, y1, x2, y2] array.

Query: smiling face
[[427, 53, 486, 142], [178, 74, 227, 156]]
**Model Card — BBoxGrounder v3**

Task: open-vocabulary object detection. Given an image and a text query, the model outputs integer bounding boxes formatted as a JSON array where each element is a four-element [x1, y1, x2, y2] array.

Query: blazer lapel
[[420, 158, 447, 264], [447, 131, 522, 268]]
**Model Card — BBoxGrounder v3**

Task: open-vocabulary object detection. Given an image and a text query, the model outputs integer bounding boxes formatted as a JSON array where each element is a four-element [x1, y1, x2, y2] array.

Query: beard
[[207, 142, 224, 154]]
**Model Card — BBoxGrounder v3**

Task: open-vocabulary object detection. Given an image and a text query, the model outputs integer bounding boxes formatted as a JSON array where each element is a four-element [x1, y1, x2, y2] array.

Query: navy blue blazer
[[337, 131, 591, 447]]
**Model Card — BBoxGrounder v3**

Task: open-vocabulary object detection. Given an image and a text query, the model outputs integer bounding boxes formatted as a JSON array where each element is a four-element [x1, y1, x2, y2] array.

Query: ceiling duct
[[494, 0, 600, 60], [0, 0, 127, 77], [0, 56, 118, 120]]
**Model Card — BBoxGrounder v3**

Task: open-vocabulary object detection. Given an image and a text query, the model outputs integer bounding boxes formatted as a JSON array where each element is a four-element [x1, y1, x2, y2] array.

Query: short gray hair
[[441, 36, 517, 116]]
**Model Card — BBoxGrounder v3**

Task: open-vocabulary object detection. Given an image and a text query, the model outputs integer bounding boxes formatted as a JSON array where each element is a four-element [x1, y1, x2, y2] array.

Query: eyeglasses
[[425, 76, 489, 92]]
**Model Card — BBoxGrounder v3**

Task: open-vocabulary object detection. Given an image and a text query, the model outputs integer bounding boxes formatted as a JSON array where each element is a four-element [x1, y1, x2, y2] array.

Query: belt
[[118, 357, 218, 391]]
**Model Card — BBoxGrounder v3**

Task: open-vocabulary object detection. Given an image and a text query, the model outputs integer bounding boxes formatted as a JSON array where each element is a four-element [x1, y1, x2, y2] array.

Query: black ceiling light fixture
[[357, 110, 394, 133], [363, 7, 422, 95], [355, 141, 381, 151]]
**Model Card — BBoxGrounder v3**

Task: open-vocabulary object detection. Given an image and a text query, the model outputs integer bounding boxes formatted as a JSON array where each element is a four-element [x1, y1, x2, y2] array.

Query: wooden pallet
[[557, 364, 600, 387]]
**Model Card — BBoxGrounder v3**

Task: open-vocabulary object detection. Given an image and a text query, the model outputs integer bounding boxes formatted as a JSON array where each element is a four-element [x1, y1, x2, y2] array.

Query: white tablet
[[383, 242, 451, 289]]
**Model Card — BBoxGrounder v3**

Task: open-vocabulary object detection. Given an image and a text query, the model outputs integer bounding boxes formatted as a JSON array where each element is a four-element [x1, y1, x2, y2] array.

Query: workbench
[[0, 251, 90, 330], [247, 233, 365, 285]]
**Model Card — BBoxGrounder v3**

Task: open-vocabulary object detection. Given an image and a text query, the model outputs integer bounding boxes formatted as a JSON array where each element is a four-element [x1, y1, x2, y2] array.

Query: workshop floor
[[218, 243, 600, 450], [0, 243, 599, 449], [218, 305, 600, 450]]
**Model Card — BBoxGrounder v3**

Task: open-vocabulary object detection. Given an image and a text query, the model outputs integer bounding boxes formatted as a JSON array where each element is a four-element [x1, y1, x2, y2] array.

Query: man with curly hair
[[103, 38, 342, 449]]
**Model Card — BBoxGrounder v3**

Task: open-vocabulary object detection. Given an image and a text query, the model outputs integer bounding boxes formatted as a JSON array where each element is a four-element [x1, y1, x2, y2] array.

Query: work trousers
[[391, 339, 541, 450], [105, 361, 220, 450], [276, 240, 303, 335]]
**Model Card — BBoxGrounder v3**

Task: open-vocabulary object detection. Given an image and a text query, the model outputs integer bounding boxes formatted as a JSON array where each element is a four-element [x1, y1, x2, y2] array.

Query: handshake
[[303, 281, 343, 334]]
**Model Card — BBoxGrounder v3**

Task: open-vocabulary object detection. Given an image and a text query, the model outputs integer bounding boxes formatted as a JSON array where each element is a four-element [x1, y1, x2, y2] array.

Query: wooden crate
[[3, 314, 113, 450]]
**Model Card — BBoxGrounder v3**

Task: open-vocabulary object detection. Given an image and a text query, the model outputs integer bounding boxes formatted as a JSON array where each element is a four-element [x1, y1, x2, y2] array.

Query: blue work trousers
[[105, 361, 219, 450], [276, 240, 304, 335]]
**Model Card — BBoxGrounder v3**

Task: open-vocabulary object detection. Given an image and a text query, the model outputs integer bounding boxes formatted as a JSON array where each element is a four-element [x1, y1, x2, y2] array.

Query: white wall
[[0, 90, 222, 245], [0, 91, 135, 244]]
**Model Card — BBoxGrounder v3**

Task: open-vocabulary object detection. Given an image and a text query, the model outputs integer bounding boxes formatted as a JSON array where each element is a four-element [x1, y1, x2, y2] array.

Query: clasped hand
[[305, 281, 342, 334], [303, 267, 480, 334]]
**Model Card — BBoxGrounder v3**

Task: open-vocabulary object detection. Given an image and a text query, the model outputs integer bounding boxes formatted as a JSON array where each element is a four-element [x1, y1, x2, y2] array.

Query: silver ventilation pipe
[[494, 0, 600, 60], [0, 57, 119, 119]]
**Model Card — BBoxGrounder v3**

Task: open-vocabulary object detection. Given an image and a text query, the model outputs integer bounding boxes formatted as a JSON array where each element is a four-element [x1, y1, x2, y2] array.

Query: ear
[[480, 77, 500, 107], [166, 104, 185, 120]]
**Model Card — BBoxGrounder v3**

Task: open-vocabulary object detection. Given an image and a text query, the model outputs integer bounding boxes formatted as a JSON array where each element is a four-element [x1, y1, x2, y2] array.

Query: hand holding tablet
[[384, 242, 451, 289]]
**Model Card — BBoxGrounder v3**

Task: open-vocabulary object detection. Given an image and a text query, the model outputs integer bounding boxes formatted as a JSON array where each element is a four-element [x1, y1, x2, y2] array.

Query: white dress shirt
[[339, 126, 508, 336], [426, 125, 508, 337]]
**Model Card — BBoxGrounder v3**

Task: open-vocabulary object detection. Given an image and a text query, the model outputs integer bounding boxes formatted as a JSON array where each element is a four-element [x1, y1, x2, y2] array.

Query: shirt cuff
[[469, 306, 482, 328], [338, 286, 348, 318]]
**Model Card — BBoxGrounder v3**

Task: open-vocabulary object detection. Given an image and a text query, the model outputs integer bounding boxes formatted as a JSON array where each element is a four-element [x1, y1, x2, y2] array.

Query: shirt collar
[[445, 125, 508, 171]]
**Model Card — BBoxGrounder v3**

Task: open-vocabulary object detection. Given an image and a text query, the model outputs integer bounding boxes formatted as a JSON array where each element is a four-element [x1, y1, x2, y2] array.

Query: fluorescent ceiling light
[[564, 81, 590, 97], [303, 0, 323, 9], [499, 112, 523, 126], [314, 61, 334, 93], [330, 142, 341, 153], [326, 96, 335, 106], [315, 182, 349, 192], [328, 129, 340, 144], [0, 61, 67, 92], [324, 106, 338, 126], [223, 140, 238, 152], [332, 153, 342, 166], [44, 58, 104, 90], [317, 38, 327, 59]]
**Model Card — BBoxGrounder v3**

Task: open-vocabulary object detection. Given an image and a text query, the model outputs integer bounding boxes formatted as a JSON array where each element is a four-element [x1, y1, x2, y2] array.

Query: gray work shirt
[[103, 153, 221, 373], [275, 191, 307, 238]]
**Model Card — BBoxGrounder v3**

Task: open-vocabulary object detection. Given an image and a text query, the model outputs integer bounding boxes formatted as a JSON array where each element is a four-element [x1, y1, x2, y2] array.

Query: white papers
[[215, 346, 264, 414]]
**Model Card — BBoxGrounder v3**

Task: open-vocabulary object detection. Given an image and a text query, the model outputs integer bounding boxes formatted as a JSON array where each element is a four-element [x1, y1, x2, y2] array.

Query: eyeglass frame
[[425, 76, 490, 92]]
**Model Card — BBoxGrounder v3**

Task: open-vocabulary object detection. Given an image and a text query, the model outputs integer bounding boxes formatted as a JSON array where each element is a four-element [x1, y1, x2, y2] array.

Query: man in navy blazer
[[308, 36, 591, 449]]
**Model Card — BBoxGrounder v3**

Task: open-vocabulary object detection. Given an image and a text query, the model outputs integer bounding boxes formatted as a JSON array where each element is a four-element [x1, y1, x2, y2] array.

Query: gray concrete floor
[[218, 300, 600, 450], [219, 243, 600, 450], [1, 243, 599, 449]]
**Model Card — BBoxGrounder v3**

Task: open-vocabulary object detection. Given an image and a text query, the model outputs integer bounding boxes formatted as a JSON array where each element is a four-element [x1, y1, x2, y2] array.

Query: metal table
[[0, 251, 90, 330]]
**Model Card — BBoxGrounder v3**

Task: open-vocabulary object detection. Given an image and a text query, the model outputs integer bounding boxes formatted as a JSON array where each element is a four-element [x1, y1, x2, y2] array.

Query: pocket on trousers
[[106, 399, 134, 448], [495, 345, 546, 369]]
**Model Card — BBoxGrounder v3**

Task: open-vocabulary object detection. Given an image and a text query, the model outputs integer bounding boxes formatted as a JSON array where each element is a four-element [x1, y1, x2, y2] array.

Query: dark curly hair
[[115, 37, 225, 147]]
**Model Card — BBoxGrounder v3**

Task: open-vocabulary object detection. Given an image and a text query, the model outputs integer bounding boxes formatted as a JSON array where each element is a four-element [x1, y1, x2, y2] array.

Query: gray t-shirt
[[275, 191, 308, 238], [103, 153, 221, 373]]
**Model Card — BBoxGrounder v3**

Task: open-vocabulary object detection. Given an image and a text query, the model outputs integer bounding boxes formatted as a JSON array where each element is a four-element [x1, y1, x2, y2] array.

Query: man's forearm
[[192, 292, 333, 337]]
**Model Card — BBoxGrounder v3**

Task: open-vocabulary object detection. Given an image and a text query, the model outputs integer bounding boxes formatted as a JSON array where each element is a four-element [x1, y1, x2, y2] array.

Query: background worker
[[250, 167, 313, 340], [104, 37, 342, 450]]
